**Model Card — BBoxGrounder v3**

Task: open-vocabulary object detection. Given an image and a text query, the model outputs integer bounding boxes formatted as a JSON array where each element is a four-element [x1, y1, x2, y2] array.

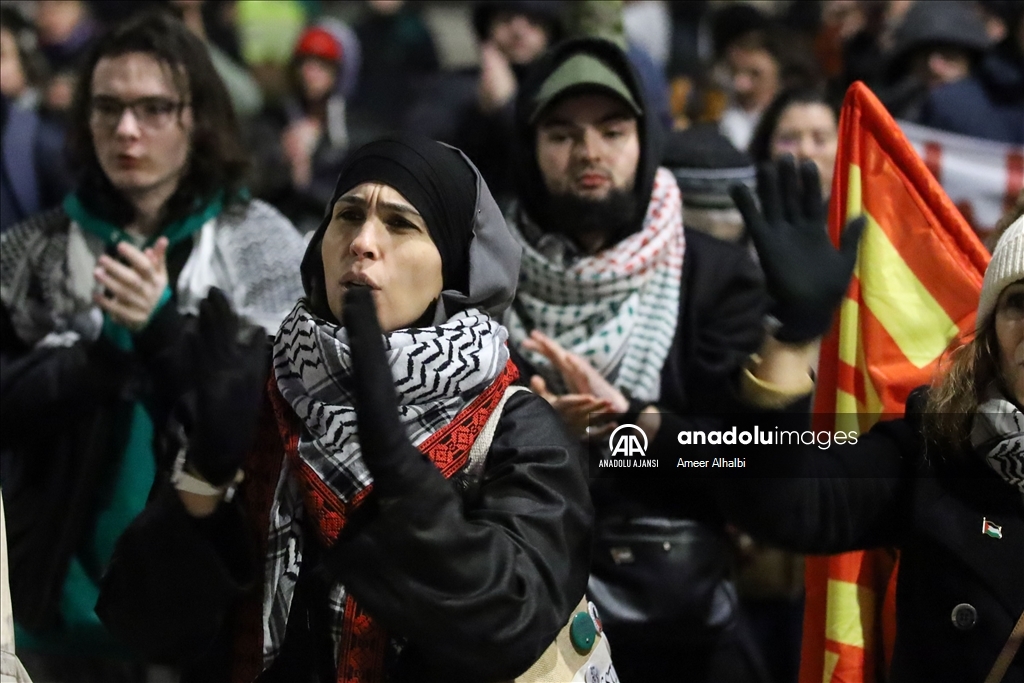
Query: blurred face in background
[[367, 0, 404, 16], [0, 27, 27, 99], [821, 0, 866, 40], [977, 6, 1008, 44], [770, 102, 838, 195], [298, 57, 336, 104], [726, 44, 780, 113], [35, 0, 85, 45], [912, 44, 972, 88], [489, 12, 549, 65]]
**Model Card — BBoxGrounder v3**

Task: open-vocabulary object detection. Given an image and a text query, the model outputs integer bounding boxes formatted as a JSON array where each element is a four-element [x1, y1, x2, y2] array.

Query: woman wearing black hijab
[[94, 136, 594, 683]]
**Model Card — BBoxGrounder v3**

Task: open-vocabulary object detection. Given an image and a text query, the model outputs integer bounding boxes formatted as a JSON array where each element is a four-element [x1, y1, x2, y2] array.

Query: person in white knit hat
[[712, 204, 1024, 681], [973, 214, 1024, 408]]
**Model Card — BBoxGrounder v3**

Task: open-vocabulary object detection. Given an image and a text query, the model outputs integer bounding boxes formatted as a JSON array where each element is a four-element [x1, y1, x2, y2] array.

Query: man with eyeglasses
[[0, 12, 304, 679]]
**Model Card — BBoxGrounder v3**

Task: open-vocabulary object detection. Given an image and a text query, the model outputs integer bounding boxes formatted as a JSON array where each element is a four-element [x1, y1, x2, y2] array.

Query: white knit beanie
[[977, 215, 1024, 331]]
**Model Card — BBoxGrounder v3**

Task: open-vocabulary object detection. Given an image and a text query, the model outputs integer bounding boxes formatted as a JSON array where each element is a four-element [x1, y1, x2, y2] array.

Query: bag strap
[[463, 386, 530, 485], [984, 609, 1024, 683]]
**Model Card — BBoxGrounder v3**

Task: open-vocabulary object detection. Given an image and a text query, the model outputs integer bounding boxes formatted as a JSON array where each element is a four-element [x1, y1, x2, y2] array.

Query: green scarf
[[63, 191, 223, 250], [62, 192, 222, 350]]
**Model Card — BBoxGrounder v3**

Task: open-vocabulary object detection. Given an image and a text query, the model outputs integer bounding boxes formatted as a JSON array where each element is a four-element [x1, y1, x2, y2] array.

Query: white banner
[[899, 120, 1023, 242]]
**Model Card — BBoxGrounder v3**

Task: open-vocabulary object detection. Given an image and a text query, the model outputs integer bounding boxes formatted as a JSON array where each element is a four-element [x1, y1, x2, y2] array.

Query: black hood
[[512, 37, 665, 243]]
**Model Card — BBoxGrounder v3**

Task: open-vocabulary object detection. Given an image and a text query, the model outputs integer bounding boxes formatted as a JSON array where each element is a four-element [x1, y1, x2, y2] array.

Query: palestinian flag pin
[[982, 518, 1003, 539]]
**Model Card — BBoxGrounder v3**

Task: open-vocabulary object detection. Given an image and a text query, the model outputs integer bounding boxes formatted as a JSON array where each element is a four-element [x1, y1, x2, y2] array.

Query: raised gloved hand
[[343, 287, 433, 498], [730, 156, 866, 343], [187, 288, 268, 486]]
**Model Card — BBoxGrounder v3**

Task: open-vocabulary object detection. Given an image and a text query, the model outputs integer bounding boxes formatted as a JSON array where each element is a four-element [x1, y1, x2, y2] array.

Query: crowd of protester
[[0, 2, 1022, 683]]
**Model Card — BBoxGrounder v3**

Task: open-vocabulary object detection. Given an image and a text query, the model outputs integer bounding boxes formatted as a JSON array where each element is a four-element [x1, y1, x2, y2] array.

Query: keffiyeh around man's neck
[[505, 168, 685, 402]]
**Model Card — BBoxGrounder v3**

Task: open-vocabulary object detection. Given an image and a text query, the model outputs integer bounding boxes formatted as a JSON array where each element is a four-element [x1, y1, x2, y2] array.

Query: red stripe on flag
[[826, 640, 878, 683], [859, 139, 984, 320], [1007, 149, 1024, 215], [836, 360, 861, 402], [859, 305, 943, 412], [828, 84, 989, 281], [923, 141, 942, 184], [825, 551, 877, 585]]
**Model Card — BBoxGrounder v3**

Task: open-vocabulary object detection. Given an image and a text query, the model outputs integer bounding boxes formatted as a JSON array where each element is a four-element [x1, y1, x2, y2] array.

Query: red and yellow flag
[[802, 82, 989, 682]]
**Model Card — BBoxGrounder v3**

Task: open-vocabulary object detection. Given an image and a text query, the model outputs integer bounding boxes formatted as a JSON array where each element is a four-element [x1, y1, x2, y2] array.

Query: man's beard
[[542, 188, 637, 253]]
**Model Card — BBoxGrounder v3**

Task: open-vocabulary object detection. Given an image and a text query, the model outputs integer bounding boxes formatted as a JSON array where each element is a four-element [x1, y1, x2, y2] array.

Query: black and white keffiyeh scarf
[[263, 299, 509, 668], [505, 167, 684, 402], [972, 385, 1024, 497]]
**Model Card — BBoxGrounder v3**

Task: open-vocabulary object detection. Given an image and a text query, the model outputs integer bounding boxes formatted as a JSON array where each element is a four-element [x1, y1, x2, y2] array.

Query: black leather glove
[[187, 288, 268, 486], [730, 156, 866, 343], [343, 287, 435, 498]]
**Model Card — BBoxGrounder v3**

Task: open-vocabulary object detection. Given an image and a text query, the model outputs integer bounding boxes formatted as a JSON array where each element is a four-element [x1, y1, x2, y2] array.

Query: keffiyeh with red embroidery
[[263, 300, 510, 673]]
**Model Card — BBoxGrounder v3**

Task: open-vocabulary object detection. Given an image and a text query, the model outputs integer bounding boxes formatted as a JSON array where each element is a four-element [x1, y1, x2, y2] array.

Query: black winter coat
[[0, 296, 192, 632], [96, 389, 594, 683], [717, 404, 1024, 682]]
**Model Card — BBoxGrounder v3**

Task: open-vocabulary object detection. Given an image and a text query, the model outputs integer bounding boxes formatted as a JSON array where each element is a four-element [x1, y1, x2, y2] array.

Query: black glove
[[730, 156, 866, 343], [343, 287, 434, 498], [187, 288, 268, 486]]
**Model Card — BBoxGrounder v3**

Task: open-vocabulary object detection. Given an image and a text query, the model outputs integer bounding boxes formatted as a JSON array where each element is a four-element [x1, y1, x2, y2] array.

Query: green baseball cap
[[530, 53, 642, 124]]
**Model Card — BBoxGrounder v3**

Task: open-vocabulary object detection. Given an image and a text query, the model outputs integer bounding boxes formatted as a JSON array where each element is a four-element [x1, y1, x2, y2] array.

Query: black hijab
[[301, 135, 523, 326], [301, 135, 479, 322]]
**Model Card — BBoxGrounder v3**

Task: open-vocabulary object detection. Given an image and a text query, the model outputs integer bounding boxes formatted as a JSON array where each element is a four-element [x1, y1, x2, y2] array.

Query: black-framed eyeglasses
[[89, 96, 189, 131]]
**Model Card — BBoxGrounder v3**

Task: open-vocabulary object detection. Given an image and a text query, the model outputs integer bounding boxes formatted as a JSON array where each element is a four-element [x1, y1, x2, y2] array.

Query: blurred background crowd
[[1, 0, 1021, 236], [0, 2, 1021, 682]]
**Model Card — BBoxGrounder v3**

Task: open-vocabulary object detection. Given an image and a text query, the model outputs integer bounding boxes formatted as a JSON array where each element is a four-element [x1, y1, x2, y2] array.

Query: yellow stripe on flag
[[859, 213, 958, 368], [845, 163, 863, 222], [835, 391, 861, 430], [837, 296, 860, 368], [824, 579, 876, 649], [823, 651, 840, 683]]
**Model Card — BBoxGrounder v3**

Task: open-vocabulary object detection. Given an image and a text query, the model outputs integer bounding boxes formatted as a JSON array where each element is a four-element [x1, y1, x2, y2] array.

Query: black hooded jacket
[[508, 39, 769, 522]]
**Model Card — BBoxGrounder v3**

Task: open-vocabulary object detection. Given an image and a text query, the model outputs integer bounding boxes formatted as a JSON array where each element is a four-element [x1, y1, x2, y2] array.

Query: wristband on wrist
[[740, 354, 815, 409], [170, 442, 244, 502]]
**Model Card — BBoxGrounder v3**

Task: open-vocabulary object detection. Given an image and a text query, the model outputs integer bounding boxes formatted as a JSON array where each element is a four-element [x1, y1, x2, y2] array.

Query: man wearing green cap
[[503, 37, 773, 682]]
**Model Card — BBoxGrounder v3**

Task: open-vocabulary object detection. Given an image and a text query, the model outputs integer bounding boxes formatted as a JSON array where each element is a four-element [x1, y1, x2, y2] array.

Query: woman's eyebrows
[[336, 195, 421, 216]]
